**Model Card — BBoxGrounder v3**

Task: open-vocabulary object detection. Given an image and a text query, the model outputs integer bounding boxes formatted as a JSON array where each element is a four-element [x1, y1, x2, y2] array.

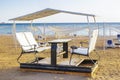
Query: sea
[[0, 22, 120, 36]]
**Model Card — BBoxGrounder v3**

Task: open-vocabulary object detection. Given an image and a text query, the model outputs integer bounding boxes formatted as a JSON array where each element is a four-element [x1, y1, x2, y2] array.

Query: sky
[[1, 0, 120, 23]]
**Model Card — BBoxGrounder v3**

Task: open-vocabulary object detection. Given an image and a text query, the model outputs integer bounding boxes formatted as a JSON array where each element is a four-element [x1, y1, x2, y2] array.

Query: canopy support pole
[[109, 26, 112, 39], [87, 16, 90, 42], [30, 20, 33, 33], [43, 23, 46, 41], [93, 16, 97, 27], [93, 16, 99, 34], [103, 23, 106, 52], [12, 21, 16, 35], [12, 21, 16, 48]]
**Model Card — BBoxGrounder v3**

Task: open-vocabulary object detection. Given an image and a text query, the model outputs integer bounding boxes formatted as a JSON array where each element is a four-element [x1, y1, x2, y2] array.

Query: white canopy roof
[[9, 8, 95, 21]]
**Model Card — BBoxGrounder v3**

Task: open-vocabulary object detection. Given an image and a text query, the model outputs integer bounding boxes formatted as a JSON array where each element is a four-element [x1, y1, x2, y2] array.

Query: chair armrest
[[70, 46, 78, 54], [21, 44, 37, 50], [38, 42, 49, 47], [22, 44, 37, 47], [70, 46, 78, 49]]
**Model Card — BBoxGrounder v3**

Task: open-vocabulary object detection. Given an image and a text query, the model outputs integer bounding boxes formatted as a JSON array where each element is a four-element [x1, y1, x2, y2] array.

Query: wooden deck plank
[[58, 58, 82, 66], [20, 68, 91, 77]]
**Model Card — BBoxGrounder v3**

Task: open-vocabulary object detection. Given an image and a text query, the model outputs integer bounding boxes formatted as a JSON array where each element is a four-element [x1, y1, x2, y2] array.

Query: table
[[48, 39, 72, 66]]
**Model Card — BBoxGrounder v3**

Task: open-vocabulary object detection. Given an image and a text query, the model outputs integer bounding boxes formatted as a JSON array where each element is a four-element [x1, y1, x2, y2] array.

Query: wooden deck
[[20, 59, 98, 78]]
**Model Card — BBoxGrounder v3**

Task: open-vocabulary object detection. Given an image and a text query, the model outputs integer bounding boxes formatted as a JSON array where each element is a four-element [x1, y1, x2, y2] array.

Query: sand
[[0, 35, 120, 80]]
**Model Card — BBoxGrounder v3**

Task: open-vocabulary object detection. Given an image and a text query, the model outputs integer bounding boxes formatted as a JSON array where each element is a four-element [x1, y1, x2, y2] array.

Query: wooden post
[[51, 43, 57, 66], [63, 42, 68, 58]]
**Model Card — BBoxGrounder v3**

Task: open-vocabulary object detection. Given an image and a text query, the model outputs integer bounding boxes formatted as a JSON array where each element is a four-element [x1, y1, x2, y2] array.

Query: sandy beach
[[0, 35, 120, 80]]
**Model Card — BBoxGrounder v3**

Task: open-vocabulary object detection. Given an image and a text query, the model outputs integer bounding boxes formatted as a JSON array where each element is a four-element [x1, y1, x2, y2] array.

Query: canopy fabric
[[112, 27, 120, 33], [49, 26, 88, 33], [9, 8, 95, 21], [49, 26, 89, 38]]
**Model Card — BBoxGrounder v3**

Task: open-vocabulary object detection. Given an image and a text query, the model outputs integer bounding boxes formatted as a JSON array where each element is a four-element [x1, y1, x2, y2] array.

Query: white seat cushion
[[36, 46, 50, 52], [72, 47, 88, 55]]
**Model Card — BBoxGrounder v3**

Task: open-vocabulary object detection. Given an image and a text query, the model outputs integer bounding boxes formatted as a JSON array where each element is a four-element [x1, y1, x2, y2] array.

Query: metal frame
[[17, 45, 39, 63]]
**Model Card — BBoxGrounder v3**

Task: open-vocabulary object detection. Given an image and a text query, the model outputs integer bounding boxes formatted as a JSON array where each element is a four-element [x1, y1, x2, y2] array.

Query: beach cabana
[[9, 8, 98, 77]]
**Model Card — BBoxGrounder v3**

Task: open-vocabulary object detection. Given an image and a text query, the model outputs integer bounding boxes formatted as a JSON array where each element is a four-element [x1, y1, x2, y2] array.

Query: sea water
[[0, 22, 120, 36]]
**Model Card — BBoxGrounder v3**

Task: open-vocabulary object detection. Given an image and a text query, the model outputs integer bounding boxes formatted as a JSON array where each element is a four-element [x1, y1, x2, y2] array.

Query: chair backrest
[[106, 39, 114, 48], [16, 32, 32, 51], [24, 32, 39, 48], [117, 34, 120, 39], [117, 34, 120, 42], [88, 29, 98, 53], [107, 40, 113, 45]]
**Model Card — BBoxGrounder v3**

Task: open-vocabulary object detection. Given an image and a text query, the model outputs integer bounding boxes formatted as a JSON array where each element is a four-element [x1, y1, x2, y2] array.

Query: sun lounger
[[117, 34, 120, 41]]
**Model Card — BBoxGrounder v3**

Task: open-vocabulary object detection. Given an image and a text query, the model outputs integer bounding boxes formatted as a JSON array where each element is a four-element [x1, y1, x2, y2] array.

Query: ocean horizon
[[0, 22, 120, 36]]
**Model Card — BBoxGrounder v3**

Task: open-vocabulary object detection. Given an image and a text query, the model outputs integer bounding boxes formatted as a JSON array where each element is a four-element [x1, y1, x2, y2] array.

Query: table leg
[[51, 43, 57, 66], [63, 42, 68, 58]]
